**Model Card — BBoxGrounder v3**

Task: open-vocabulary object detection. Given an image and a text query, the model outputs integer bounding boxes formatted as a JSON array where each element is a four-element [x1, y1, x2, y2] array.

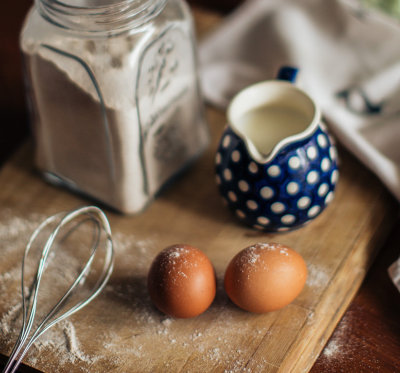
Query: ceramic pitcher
[[215, 67, 339, 232]]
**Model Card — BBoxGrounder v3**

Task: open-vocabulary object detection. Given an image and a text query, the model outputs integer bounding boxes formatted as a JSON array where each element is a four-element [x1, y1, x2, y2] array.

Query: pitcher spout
[[227, 81, 320, 164]]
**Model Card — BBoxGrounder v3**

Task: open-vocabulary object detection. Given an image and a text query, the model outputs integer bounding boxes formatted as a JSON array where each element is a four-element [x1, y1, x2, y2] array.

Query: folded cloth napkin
[[199, 0, 400, 203]]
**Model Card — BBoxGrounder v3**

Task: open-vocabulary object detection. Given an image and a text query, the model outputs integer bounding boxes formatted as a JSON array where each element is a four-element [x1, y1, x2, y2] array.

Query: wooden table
[[1, 1, 400, 372]]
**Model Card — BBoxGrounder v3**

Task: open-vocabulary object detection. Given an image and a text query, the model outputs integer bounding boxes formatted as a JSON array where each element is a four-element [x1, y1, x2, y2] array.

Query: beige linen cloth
[[199, 0, 400, 290]]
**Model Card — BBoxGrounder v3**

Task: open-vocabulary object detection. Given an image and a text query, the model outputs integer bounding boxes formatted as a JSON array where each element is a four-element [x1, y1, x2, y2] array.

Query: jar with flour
[[20, 0, 209, 213]]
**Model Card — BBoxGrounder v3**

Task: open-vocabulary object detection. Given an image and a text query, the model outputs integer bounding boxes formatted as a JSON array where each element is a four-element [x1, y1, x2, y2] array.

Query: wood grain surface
[[0, 106, 397, 373], [1, 1, 400, 373]]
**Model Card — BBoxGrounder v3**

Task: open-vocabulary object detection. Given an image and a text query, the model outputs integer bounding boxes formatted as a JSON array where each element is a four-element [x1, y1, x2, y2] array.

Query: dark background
[[1, 1, 400, 371]]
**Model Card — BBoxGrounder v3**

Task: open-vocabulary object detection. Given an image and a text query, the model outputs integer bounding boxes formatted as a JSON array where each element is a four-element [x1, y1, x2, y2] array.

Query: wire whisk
[[2, 206, 114, 373]]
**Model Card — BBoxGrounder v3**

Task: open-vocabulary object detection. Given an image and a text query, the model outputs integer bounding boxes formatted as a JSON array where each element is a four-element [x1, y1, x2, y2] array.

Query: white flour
[[0, 211, 154, 371], [0, 211, 329, 373], [306, 263, 330, 290], [0, 211, 266, 372], [20, 4, 209, 214], [0, 212, 95, 364]]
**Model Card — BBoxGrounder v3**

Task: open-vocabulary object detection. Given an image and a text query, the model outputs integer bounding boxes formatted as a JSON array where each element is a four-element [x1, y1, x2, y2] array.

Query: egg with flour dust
[[224, 243, 307, 313], [147, 244, 217, 318]]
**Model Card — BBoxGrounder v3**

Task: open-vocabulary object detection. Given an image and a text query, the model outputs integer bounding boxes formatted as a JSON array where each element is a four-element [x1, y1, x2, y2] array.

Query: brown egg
[[224, 243, 307, 313], [147, 244, 217, 318]]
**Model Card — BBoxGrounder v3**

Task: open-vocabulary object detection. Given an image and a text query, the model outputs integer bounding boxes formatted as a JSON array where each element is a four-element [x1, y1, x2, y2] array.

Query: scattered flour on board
[[0, 211, 329, 372], [0, 211, 156, 372], [306, 263, 331, 291], [32, 320, 100, 366]]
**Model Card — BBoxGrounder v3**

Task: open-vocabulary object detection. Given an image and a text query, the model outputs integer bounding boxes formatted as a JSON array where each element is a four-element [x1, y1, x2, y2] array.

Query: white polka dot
[[297, 196, 311, 209], [223, 135, 231, 148], [249, 162, 258, 173], [286, 182, 299, 195], [257, 216, 270, 225], [308, 205, 321, 218], [281, 214, 295, 225], [236, 210, 245, 218], [268, 165, 281, 177], [317, 134, 328, 148], [289, 156, 301, 170], [307, 146, 318, 160], [331, 170, 339, 184], [330, 146, 337, 161], [321, 158, 331, 172], [238, 180, 249, 192], [223, 168, 232, 181], [215, 152, 222, 165], [231, 150, 241, 162], [216, 175, 221, 185], [247, 200, 258, 210], [307, 171, 319, 184], [278, 227, 290, 232], [271, 202, 285, 214], [325, 191, 334, 204], [228, 191, 237, 202], [260, 186, 274, 199], [318, 183, 329, 197]]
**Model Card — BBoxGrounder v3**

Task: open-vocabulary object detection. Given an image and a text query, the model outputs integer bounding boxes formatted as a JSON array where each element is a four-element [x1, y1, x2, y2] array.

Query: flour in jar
[[21, 6, 209, 214]]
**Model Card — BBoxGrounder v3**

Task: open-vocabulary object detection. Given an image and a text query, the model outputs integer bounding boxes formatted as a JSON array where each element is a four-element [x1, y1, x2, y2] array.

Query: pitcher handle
[[277, 66, 298, 84]]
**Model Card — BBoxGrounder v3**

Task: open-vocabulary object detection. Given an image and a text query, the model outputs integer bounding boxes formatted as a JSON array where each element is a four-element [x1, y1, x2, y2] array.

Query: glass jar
[[20, 0, 209, 213]]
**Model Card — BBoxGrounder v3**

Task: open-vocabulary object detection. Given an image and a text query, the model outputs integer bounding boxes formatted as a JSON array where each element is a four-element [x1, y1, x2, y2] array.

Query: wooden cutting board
[[0, 7, 398, 373]]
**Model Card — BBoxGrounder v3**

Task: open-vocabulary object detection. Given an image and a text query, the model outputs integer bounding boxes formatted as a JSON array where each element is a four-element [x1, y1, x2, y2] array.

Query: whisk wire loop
[[2, 206, 114, 373]]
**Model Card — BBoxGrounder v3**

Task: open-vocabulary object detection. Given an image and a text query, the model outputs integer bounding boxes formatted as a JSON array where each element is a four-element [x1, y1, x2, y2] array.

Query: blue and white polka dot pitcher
[[215, 67, 339, 232]]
